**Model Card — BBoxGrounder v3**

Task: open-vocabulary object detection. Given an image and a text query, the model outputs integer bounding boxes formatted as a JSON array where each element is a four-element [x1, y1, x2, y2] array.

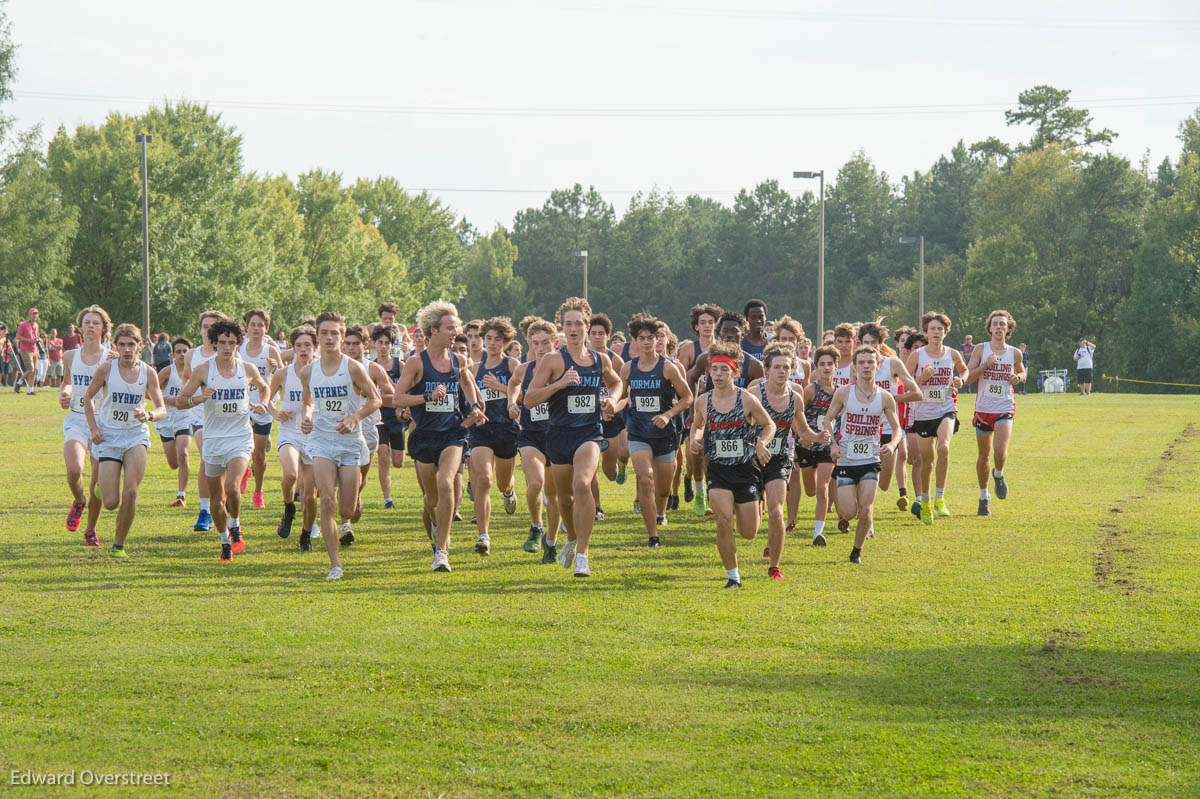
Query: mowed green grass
[[1, 391, 1199, 798]]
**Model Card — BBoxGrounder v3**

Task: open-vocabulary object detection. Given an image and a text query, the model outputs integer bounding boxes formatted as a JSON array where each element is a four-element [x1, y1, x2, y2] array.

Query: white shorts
[[63, 413, 91, 446], [202, 435, 253, 477], [307, 430, 364, 467], [361, 424, 379, 461], [91, 425, 151, 463], [278, 436, 312, 466]]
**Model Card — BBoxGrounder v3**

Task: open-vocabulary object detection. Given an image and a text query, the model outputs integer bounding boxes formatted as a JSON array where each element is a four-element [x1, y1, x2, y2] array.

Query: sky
[[5, 0, 1200, 229]]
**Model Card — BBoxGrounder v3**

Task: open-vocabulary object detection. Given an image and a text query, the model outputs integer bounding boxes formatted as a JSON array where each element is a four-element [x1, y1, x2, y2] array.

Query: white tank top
[[202, 358, 251, 441], [101, 360, 148, 430], [873, 357, 896, 435], [310, 355, 361, 434], [278, 364, 306, 440], [239, 340, 272, 419], [832, 361, 853, 390], [914, 347, 956, 421], [68, 346, 108, 416], [836, 384, 884, 465], [188, 346, 217, 422], [163, 362, 183, 406], [975, 341, 1016, 414]]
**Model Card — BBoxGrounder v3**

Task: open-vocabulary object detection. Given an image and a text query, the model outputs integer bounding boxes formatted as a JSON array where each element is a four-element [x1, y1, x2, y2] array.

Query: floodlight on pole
[[572, 250, 589, 300], [899, 235, 925, 322], [793, 170, 825, 336]]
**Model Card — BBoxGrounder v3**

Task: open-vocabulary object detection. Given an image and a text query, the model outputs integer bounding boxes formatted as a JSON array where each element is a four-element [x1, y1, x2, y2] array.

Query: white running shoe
[[475, 533, 491, 556], [574, 553, 591, 577], [559, 539, 577, 569], [325, 566, 343, 580], [503, 490, 517, 515], [431, 549, 452, 572]]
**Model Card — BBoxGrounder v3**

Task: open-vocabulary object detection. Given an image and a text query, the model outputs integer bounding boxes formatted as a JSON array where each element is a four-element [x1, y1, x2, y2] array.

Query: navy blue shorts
[[547, 423, 604, 466], [627, 433, 676, 459], [378, 418, 407, 449], [601, 413, 626, 439], [252, 421, 273, 437], [408, 427, 469, 465], [517, 428, 548, 457], [468, 422, 518, 459]]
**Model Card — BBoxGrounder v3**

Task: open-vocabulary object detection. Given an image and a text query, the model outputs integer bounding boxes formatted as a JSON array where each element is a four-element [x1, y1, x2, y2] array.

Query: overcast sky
[[6, 1, 1199, 229]]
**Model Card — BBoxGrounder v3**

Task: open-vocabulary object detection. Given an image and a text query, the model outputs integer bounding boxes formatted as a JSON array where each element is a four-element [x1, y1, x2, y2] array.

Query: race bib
[[318, 398, 345, 418], [925, 387, 946, 402], [425, 393, 453, 413], [815, 414, 826, 432], [217, 397, 246, 417], [483, 388, 506, 402], [849, 441, 872, 457], [568, 393, 596, 414], [530, 403, 549, 422], [767, 437, 784, 456], [987, 383, 1006, 396], [108, 406, 138, 427], [715, 438, 745, 458], [635, 395, 660, 413]]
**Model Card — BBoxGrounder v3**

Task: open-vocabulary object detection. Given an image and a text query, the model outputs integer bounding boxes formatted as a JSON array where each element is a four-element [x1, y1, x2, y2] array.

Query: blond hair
[[417, 300, 460, 339]]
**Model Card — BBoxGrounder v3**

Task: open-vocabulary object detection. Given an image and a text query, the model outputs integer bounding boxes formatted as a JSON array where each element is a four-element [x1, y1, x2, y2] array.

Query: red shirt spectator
[[17, 308, 40, 354], [62, 326, 82, 351], [49, 335, 64, 362]]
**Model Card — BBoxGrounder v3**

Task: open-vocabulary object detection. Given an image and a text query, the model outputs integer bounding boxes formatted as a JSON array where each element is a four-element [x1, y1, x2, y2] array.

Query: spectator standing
[[47, 329, 64, 387], [961, 335, 976, 393], [1073, 338, 1095, 396], [0, 323, 12, 387], [36, 333, 49, 386], [62, 324, 82, 351], [16, 307, 40, 394], [152, 333, 172, 371]]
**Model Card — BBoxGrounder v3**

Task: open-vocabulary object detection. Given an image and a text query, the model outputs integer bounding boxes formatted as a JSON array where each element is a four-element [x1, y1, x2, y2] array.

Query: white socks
[[200, 498, 211, 512], [726, 567, 740, 583], [219, 529, 231, 544], [993, 467, 1004, 478], [229, 516, 239, 530], [814, 520, 826, 535], [980, 488, 990, 500], [935, 488, 945, 500]]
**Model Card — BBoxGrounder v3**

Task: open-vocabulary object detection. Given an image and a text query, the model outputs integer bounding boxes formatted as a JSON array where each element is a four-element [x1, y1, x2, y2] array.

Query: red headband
[[711, 355, 739, 372]]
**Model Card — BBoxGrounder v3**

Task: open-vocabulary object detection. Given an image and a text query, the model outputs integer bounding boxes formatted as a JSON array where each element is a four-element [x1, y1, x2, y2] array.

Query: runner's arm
[[523, 352, 566, 408]]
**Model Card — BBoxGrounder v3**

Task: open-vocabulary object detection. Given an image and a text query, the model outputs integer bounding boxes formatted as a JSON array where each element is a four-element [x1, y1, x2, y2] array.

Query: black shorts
[[706, 459, 762, 505], [795, 445, 833, 469], [910, 413, 960, 439], [833, 461, 882, 484], [159, 429, 190, 443], [251, 421, 273, 436], [601, 413, 626, 439], [880, 433, 893, 446], [407, 427, 468, 465], [377, 418, 407, 449], [758, 454, 792, 487], [628, 433, 677, 459], [1077, 368, 1093, 383], [517, 428, 548, 457], [468, 422, 518, 460], [547, 423, 603, 466]]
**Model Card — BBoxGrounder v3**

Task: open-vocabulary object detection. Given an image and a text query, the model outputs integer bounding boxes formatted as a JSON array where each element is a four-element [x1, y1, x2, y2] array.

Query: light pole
[[793, 170, 824, 337], [136, 133, 152, 362], [899, 235, 925, 322], [573, 249, 589, 301]]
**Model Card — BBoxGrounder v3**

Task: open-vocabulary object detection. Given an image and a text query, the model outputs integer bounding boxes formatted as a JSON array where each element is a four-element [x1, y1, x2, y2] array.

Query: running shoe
[[648, 536, 661, 548], [656, 514, 668, 527], [277, 504, 296, 539], [503, 490, 517, 515], [595, 508, 606, 521], [692, 492, 706, 517], [384, 498, 395, 509], [171, 496, 186, 508], [453, 511, 463, 522], [920, 502, 934, 526], [84, 530, 99, 547], [466, 482, 475, 502], [220, 543, 233, 562], [704, 497, 713, 517], [993, 471, 1008, 500], [813, 532, 826, 547], [786, 522, 796, 533], [896, 494, 909, 512], [194, 508, 213, 532], [475, 533, 491, 555], [299, 530, 312, 552], [109, 545, 127, 559], [668, 494, 679, 511], [66, 500, 85, 532], [325, 566, 343, 580], [230, 527, 245, 555], [633, 501, 641, 514], [684, 481, 695, 504], [559, 539, 577, 569], [540, 532, 558, 564], [723, 579, 742, 589], [523, 526, 541, 553], [240, 468, 250, 494], [768, 566, 783, 580], [838, 517, 850, 533], [934, 498, 951, 517], [849, 548, 862, 565], [252, 491, 265, 510], [977, 498, 990, 517], [351, 499, 362, 523], [910, 500, 922, 521], [339, 522, 355, 546], [616, 462, 627, 485], [763, 546, 771, 559], [573, 553, 591, 577], [432, 549, 452, 572]]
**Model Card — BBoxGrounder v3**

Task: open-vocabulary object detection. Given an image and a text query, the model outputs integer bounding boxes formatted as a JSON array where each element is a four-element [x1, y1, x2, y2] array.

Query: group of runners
[[54, 296, 1026, 586]]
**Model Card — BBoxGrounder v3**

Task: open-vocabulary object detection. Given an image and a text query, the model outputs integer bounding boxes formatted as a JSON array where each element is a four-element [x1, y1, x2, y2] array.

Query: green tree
[[1005, 85, 1116, 152], [0, 0, 14, 141], [454, 226, 528, 322]]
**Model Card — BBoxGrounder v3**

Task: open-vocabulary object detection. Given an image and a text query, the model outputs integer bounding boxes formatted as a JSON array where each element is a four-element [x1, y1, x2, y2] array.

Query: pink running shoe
[[240, 468, 251, 494], [66, 500, 85, 532], [84, 530, 99, 547], [252, 491, 265, 509]]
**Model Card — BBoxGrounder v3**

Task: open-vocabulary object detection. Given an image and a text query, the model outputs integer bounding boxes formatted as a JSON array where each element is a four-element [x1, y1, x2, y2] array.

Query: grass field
[[2, 391, 1199, 797]]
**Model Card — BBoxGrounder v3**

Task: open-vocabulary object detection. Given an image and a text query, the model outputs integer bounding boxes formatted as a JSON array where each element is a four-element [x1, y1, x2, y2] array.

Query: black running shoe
[[648, 536, 661, 548], [813, 532, 827, 547], [220, 543, 233, 562], [977, 498, 990, 516], [910, 500, 923, 521], [684, 481, 695, 504], [668, 494, 679, 511], [724, 579, 742, 589], [993, 472, 1008, 500], [849, 547, 862, 564], [299, 530, 312, 552], [384, 498, 395, 509], [277, 504, 296, 539], [540, 532, 558, 565], [339, 528, 355, 546]]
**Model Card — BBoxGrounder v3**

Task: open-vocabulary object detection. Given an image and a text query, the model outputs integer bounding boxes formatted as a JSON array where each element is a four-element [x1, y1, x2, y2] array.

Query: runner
[[59, 305, 114, 545], [508, 317, 562, 562], [177, 318, 270, 563], [889, 326, 918, 510], [856, 322, 922, 515], [905, 311, 968, 525], [796, 346, 838, 545], [239, 309, 284, 510], [621, 313, 693, 547], [524, 297, 623, 578], [466, 316, 521, 556], [340, 323, 393, 535], [588, 312, 628, 518], [823, 346, 903, 564], [82, 324, 166, 557], [678, 303, 721, 515], [748, 342, 820, 579], [464, 319, 486, 368], [770, 317, 811, 531], [741, 299, 769, 360], [266, 324, 318, 549], [372, 325, 409, 509], [830, 323, 856, 389], [688, 339, 775, 589], [965, 310, 1025, 516], [391, 301, 486, 573], [182, 310, 228, 533], [156, 337, 193, 507], [896, 330, 927, 512], [298, 312, 382, 579]]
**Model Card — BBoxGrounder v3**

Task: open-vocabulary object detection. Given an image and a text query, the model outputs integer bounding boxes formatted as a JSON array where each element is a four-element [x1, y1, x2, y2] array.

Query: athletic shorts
[[973, 411, 1014, 433], [516, 428, 548, 457], [251, 420, 273, 437], [706, 459, 761, 505], [834, 461, 881, 485], [307, 430, 365, 467], [91, 425, 150, 463], [377, 418, 407, 450], [910, 412, 959, 439], [794, 445, 833, 469], [1077, 368, 1093, 383], [202, 435, 253, 476], [601, 413, 626, 439], [277, 436, 312, 466], [190, 422, 204, 435], [880, 433, 893, 446], [47, 360, 63, 380], [155, 419, 191, 442], [547, 423, 604, 466], [408, 427, 469, 466], [63, 413, 92, 446], [469, 422, 519, 460], [758, 454, 792, 487], [628, 435, 677, 461]]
